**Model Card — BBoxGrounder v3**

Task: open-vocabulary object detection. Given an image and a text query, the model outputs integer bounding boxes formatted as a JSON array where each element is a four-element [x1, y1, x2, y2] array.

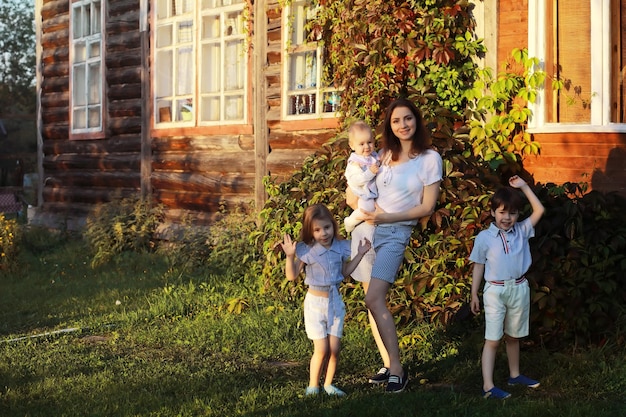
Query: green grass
[[1, 232, 625, 416]]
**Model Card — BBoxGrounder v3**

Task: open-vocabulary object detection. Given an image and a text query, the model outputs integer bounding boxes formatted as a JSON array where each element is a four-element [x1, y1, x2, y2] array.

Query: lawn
[[1, 233, 625, 417]]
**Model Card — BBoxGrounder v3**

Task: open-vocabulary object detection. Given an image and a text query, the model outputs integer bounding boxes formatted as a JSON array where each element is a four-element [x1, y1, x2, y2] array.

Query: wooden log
[[42, 124, 70, 140], [109, 99, 142, 118], [154, 190, 251, 212], [41, 75, 69, 92], [42, 14, 69, 34], [107, 32, 141, 52], [108, 83, 142, 100], [42, 46, 69, 65], [44, 171, 141, 188], [108, 0, 139, 17], [43, 153, 141, 171], [152, 151, 256, 173], [106, 67, 142, 86], [269, 130, 334, 150], [41, 0, 69, 20], [41, 91, 69, 108], [266, 148, 312, 181], [42, 108, 69, 124], [108, 116, 142, 135], [42, 62, 70, 78], [43, 135, 141, 155], [105, 50, 142, 68], [108, 12, 139, 29], [41, 29, 70, 48], [43, 186, 138, 204], [152, 136, 253, 153], [151, 171, 255, 194]]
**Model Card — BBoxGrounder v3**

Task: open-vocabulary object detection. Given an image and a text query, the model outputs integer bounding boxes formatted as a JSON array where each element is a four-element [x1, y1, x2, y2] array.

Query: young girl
[[281, 204, 371, 396]]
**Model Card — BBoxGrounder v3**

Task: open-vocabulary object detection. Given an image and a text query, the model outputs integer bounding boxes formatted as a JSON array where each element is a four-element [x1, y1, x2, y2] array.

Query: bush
[[530, 183, 626, 346], [0, 213, 19, 271], [84, 197, 165, 267]]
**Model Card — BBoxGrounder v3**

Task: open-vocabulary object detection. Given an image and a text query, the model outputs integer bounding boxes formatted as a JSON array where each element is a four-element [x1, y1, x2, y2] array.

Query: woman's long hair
[[299, 204, 341, 245], [381, 98, 430, 161]]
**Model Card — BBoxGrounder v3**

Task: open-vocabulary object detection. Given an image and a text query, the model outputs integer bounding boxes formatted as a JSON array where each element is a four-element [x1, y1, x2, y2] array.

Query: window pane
[[73, 109, 87, 129], [177, 47, 193, 95], [546, 0, 591, 123], [156, 50, 173, 97], [73, 65, 86, 106], [177, 20, 193, 43], [157, 99, 173, 122], [89, 41, 100, 59], [156, 0, 170, 19], [72, 6, 83, 38], [88, 106, 101, 128], [157, 25, 173, 48], [92, 1, 101, 35], [611, 0, 626, 123], [202, 15, 221, 39], [74, 41, 87, 63], [201, 43, 221, 93], [225, 95, 242, 120], [224, 40, 243, 90], [88, 63, 100, 104], [201, 96, 220, 121], [225, 11, 243, 36]]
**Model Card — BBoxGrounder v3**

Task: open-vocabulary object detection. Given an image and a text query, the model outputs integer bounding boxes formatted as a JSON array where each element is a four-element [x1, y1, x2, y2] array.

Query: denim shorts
[[370, 224, 413, 283], [351, 223, 412, 284]]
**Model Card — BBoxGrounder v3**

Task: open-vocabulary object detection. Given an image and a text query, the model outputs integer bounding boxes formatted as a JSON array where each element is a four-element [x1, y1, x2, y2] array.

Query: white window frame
[[153, 0, 248, 127], [282, 1, 340, 119], [69, 0, 104, 135], [527, 0, 626, 132]]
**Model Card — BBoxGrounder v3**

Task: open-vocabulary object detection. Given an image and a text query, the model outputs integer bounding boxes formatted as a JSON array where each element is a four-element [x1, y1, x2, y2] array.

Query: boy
[[469, 175, 545, 399]]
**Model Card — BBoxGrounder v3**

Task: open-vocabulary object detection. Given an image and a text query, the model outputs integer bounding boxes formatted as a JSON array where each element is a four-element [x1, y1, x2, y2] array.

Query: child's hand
[[509, 175, 527, 189], [280, 234, 296, 256], [356, 237, 371, 255], [370, 164, 379, 174], [470, 295, 481, 315]]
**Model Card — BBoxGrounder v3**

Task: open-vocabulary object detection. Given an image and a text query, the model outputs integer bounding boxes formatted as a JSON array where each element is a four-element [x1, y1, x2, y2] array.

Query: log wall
[[39, 0, 143, 226]]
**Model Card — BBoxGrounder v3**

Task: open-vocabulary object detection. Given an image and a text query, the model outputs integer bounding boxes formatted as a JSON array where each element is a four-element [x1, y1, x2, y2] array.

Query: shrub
[[84, 197, 165, 267], [0, 213, 19, 271], [530, 183, 626, 346]]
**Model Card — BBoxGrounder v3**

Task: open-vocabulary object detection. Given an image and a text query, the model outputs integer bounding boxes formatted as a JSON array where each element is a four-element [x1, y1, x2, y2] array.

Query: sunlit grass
[[0, 230, 625, 416]]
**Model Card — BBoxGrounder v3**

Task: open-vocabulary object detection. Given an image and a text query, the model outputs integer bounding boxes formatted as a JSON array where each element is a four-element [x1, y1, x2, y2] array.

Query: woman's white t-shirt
[[375, 148, 443, 225]]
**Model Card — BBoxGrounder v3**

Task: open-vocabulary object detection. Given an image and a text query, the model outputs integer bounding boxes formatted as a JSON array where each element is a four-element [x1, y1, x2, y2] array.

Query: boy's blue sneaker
[[304, 386, 319, 396], [482, 386, 511, 399], [324, 384, 346, 396], [508, 374, 540, 388]]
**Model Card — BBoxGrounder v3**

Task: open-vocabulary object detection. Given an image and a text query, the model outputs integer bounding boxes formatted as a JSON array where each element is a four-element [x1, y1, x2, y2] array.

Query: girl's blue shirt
[[295, 239, 352, 287]]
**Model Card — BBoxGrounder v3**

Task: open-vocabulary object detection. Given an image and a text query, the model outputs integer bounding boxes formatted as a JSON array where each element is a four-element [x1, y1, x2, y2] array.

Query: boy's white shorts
[[483, 279, 530, 341]]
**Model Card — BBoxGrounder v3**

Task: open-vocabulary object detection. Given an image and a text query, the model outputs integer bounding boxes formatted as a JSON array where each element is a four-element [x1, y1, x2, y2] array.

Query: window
[[154, 0, 247, 126], [528, 0, 626, 131], [70, 0, 104, 134], [283, 1, 339, 118]]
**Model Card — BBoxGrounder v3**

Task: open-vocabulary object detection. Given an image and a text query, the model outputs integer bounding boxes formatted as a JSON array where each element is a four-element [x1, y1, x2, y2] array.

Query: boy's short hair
[[490, 186, 523, 212], [347, 120, 373, 144]]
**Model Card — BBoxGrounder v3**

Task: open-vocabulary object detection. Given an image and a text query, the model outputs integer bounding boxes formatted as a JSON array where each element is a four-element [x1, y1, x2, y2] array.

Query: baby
[[344, 120, 379, 233]]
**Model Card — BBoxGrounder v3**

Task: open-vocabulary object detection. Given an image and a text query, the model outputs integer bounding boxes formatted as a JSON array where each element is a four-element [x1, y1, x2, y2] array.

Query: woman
[[348, 98, 443, 393]]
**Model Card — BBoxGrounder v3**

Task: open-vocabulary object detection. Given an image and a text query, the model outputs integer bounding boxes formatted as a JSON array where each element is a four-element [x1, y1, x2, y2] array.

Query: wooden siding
[[39, 0, 143, 227], [523, 133, 626, 195], [497, 0, 528, 69]]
